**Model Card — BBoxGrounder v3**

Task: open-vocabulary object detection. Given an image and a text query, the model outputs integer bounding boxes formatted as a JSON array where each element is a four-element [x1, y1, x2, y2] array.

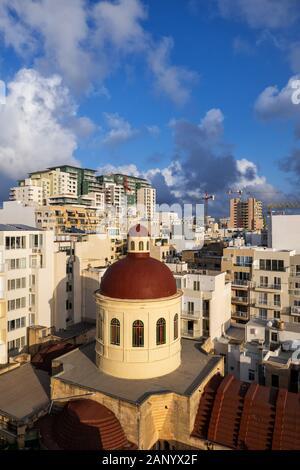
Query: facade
[[35, 205, 102, 234], [9, 179, 43, 206], [167, 263, 231, 340], [137, 186, 156, 221], [268, 214, 300, 251], [229, 197, 263, 230], [222, 246, 300, 325], [97, 174, 151, 207], [0, 225, 54, 364]]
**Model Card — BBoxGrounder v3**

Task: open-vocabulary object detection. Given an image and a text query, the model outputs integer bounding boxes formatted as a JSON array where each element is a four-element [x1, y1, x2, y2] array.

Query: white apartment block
[[100, 182, 126, 210], [137, 187, 156, 221], [268, 214, 300, 251], [10, 179, 43, 206], [222, 246, 300, 325], [167, 262, 231, 341], [0, 225, 54, 364]]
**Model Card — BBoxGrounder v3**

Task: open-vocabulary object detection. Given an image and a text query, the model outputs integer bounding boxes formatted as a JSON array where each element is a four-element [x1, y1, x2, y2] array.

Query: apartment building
[[215, 317, 300, 392], [229, 197, 263, 230], [97, 173, 151, 207], [53, 234, 112, 330], [35, 205, 102, 234], [268, 213, 300, 251], [9, 179, 43, 206], [0, 225, 54, 364], [137, 186, 156, 221], [167, 262, 231, 340], [222, 246, 300, 325]]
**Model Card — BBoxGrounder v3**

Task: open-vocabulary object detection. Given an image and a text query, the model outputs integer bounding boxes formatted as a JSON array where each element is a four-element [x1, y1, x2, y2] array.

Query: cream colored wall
[[95, 292, 182, 379], [209, 273, 231, 341]]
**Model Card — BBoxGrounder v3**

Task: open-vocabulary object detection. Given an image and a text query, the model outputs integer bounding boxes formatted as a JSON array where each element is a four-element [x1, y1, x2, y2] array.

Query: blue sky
[[0, 0, 300, 212]]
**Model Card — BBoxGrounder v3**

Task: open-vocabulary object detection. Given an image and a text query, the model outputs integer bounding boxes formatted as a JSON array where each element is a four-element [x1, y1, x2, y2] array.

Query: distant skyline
[[0, 0, 300, 214]]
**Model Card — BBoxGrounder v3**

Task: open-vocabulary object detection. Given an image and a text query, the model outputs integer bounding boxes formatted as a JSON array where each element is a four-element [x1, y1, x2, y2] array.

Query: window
[[147, 241, 149, 250], [98, 312, 104, 341], [193, 281, 200, 291], [271, 332, 278, 342], [132, 320, 144, 347], [5, 237, 26, 250], [187, 301, 194, 313], [139, 241, 144, 251], [110, 318, 120, 346], [248, 369, 255, 381], [274, 311, 281, 319], [259, 259, 284, 272], [174, 314, 178, 340], [130, 241, 135, 251], [259, 308, 267, 320], [176, 279, 181, 289], [156, 318, 166, 345]]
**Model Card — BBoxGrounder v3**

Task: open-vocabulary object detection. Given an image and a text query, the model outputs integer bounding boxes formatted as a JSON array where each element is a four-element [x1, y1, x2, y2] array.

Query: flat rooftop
[[0, 224, 41, 232], [0, 364, 50, 421], [53, 339, 222, 405], [54, 321, 95, 340]]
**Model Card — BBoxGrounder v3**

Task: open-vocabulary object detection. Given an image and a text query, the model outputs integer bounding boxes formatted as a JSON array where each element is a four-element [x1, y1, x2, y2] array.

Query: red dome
[[100, 253, 177, 300], [38, 399, 134, 450]]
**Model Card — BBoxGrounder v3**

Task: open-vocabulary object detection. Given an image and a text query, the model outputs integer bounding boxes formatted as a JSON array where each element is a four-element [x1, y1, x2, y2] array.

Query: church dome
[[100, 223, 177, 300], [100, 254, 177, 299]]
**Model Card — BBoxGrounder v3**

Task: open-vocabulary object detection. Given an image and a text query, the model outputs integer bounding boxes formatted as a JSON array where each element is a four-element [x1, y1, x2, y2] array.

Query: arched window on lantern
[[139, 241, 144, 251], [130, 241, 135, 251], [156, 318, 166, 345], [174, 314, 178, 340], [98, 310, 104, 342], [132, 320, 144, 347], [147, 241, 150, 250], [110, 318, 120, 345]]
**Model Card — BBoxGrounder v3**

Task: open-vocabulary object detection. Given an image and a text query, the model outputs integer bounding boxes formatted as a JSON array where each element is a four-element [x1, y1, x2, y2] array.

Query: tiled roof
[[192, 374, 300, 450]]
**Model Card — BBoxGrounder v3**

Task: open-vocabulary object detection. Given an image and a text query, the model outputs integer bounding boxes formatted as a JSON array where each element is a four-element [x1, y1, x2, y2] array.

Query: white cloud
[[0, 68, 84, 179], [97, 163, 141, 177], [254, 75, 300, 136], [199, 108, 224, 140], [0, 0, 197, 104], [217, 0, 300, 29], [147, 37, 198, 106], [236, 158, 266, 187], [102, 112, 138, 146], [146, 125, 160, 137]]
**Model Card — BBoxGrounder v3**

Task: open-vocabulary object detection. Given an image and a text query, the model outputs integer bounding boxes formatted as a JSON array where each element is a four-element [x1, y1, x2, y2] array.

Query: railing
[[232, 311, 249, 319], [255, 284, 282, 291], [290, 270, 300, 277], [255, 300, 282, 309], [181, 330, 195, 337], [289, 289, 300, 296], [181, 310, 201, 319], [232, 279, 251, 287], [232, 296, 249, 304]]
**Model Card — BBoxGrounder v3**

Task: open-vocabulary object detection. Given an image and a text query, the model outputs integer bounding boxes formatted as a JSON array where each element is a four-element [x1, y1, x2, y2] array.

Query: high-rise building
[[137, 186, 156, 220], [0, 224, 54, 364], [97, 174, 151, 206], [229, 197, 263, 230]]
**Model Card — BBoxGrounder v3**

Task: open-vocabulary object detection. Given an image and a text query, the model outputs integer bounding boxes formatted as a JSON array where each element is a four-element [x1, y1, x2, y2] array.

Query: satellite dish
[[267, 321, 273, 328]]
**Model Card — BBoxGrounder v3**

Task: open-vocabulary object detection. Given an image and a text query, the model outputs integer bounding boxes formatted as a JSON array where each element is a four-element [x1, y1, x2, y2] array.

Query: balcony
[[291, 306, 300, 316], [232, 279, 251, 288], [232, 296, 249, 305], [232, 311, 249, 320], [255, 300, 282, 310], [289, 289, 300, 296], [255, 283, 282, 291], [181, 310, 201, 319]]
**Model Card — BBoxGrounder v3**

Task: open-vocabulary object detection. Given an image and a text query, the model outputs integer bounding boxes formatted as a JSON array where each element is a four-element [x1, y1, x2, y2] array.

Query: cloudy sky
[[0, 0, 300, 214]]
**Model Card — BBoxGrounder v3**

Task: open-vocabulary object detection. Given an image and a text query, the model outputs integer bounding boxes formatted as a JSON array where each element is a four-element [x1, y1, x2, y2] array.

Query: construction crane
[[200, 192, 215, 229]]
